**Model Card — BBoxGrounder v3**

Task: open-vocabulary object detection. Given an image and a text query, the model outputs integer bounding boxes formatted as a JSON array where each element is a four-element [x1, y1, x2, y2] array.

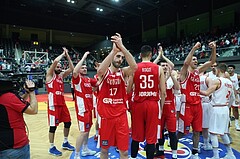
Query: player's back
[[211, 77, 233, 106], [133, 62, 160, 102]]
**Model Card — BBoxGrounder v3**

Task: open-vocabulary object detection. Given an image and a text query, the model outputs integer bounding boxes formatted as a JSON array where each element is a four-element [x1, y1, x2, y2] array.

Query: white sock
[[159, 145, 164, 151], [50, 143, 54, 148], [235, 119, 239, 127], [82, 144, 88, 151], [75, 151, 80, 157], [63, 137, 68, 143], [213, 147, 219, 158], [172, 150, 177, 158], [226, 145, 233, 155], [203, 138, 208, 145]]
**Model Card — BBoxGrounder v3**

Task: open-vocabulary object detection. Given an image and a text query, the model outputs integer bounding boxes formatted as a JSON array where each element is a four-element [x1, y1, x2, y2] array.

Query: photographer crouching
[[0, 79, 38, 159]]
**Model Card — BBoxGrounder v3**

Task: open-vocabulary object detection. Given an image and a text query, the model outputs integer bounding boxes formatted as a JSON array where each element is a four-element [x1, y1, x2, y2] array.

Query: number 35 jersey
[[133, 62, 160, 102]]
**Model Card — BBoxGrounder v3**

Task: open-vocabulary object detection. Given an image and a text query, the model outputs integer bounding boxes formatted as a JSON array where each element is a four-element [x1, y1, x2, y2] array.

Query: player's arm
[[198, 41, 216, 74], [126, 74, 134, 94], [237, 74, 240, 80], [159, 66, 166, 109], [23, 80, 38, 115], [200, 79, 219, 96], [153, 47, 162, 64], [97, 43, 118, 80], [112, 33, 137, 77], [62, 47, 74, 78], [73, 51, 90, 78], [233, 86, 239, 105], [180, 42, 201, 82], [170, 70, 180, 90], [205, 76, 213, 88], [46, 50, 65, 82], [154, 46, 174, 69]]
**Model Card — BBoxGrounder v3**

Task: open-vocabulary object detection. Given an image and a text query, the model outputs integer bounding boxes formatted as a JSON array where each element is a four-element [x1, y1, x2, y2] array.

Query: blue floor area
[[70, 134, 240, 159]]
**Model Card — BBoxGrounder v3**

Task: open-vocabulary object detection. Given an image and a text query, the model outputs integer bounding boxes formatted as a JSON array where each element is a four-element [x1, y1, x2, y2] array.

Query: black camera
[[0, 71, 44, 93]]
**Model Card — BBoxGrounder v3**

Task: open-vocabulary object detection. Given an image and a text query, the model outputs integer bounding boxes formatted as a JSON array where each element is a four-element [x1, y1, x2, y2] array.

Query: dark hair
[[140, 45, 152, 58], [217, 63, 227, 73], [228, 64, 235, 69]]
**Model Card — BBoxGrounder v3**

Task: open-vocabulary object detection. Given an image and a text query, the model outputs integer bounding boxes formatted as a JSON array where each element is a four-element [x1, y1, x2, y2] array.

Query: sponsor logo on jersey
[[55, 91, 63, 95], [103, 98, 124, 104], [102, 140, 108, 146]]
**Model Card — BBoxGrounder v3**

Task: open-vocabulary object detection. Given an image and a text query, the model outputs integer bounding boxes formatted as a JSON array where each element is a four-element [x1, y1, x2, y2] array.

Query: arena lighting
[[66, 0, 77, 4], [112, 0, 119, 2], [33, 41, 39, 45], [96, 7, 103, 12]]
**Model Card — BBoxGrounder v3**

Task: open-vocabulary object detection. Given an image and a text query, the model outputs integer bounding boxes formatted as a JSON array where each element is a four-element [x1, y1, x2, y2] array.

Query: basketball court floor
[[25, 93, 240, 159]]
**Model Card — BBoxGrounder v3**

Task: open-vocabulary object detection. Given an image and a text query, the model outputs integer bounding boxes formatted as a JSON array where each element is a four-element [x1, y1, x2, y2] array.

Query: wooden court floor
[[24, 94, 240, 159]]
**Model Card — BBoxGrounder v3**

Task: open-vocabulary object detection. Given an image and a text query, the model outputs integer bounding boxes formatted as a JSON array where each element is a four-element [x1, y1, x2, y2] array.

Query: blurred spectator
[[238, 31, 240, 46]]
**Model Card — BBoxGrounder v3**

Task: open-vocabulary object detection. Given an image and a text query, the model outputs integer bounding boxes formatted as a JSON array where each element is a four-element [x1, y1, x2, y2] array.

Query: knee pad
[[49, 126, 57, 133], [169, 132, 178, 150], [221, 134, 230, 145], [145, 144, 155, 159], [64, 122, 71, 128], [131, 140, 139, 158]]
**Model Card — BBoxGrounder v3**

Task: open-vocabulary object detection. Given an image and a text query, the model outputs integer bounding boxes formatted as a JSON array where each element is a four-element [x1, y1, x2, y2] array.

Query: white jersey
[[166, 77, 174, 89], [230, 73, 239, 89], [200, 75, 210, 103], [207, 71, 217, 80], [210, 77, 234, 106], [230, 73, 239, 106]]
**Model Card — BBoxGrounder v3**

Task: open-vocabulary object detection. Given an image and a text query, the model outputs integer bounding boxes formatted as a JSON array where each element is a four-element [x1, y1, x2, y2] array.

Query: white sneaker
[[191, 154, 200, 159], [203, 144, 213, 151], [235, 125, 240, 131], [74, 156, 80, 159], [81, 149, 96, 156], [206, 157, 220, 159], [222, 153, 236, 159]]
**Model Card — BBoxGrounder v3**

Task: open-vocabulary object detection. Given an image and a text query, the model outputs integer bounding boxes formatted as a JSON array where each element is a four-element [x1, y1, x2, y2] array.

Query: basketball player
[[200, 71, 213, 150], [46, 47, 75, 156], [228, 64, 240, 131], [72, 51, 98, 159], [178, 41, 216, 159], [97, 33, 137, 159], [153, 46, 179, 159], [206, 62, 218, 80], [200, 63, 236, 159], [130, 45, 166, 159]]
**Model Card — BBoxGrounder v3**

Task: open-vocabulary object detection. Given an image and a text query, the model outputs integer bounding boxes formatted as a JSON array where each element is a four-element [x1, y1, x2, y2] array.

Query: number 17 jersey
[[133, 62, 160, 102]]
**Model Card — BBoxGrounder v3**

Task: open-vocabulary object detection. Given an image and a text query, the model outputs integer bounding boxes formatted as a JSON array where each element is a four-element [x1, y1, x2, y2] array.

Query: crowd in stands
[[0, 28, 240, 74]]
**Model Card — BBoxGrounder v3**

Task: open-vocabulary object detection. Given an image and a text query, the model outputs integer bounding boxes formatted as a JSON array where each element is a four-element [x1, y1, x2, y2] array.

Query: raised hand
[[24, 80, 35, 92], [193, 42, 201, 50], [158, 46, 163, 58], [112, 43, 120, 53], [111, 33, 123, 49], [208, 41, 216, 49], [83, 51, 90, 58]]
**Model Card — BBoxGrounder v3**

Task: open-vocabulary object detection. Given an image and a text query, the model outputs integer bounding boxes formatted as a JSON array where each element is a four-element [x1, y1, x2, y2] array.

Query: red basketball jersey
[[165, 77, 175, 105], [133, 62, 160, 102], [181, 70, 201, 105], [97, 69, 127, 118], [72, 75, 97, 113], [46, 74, 66, 106]]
